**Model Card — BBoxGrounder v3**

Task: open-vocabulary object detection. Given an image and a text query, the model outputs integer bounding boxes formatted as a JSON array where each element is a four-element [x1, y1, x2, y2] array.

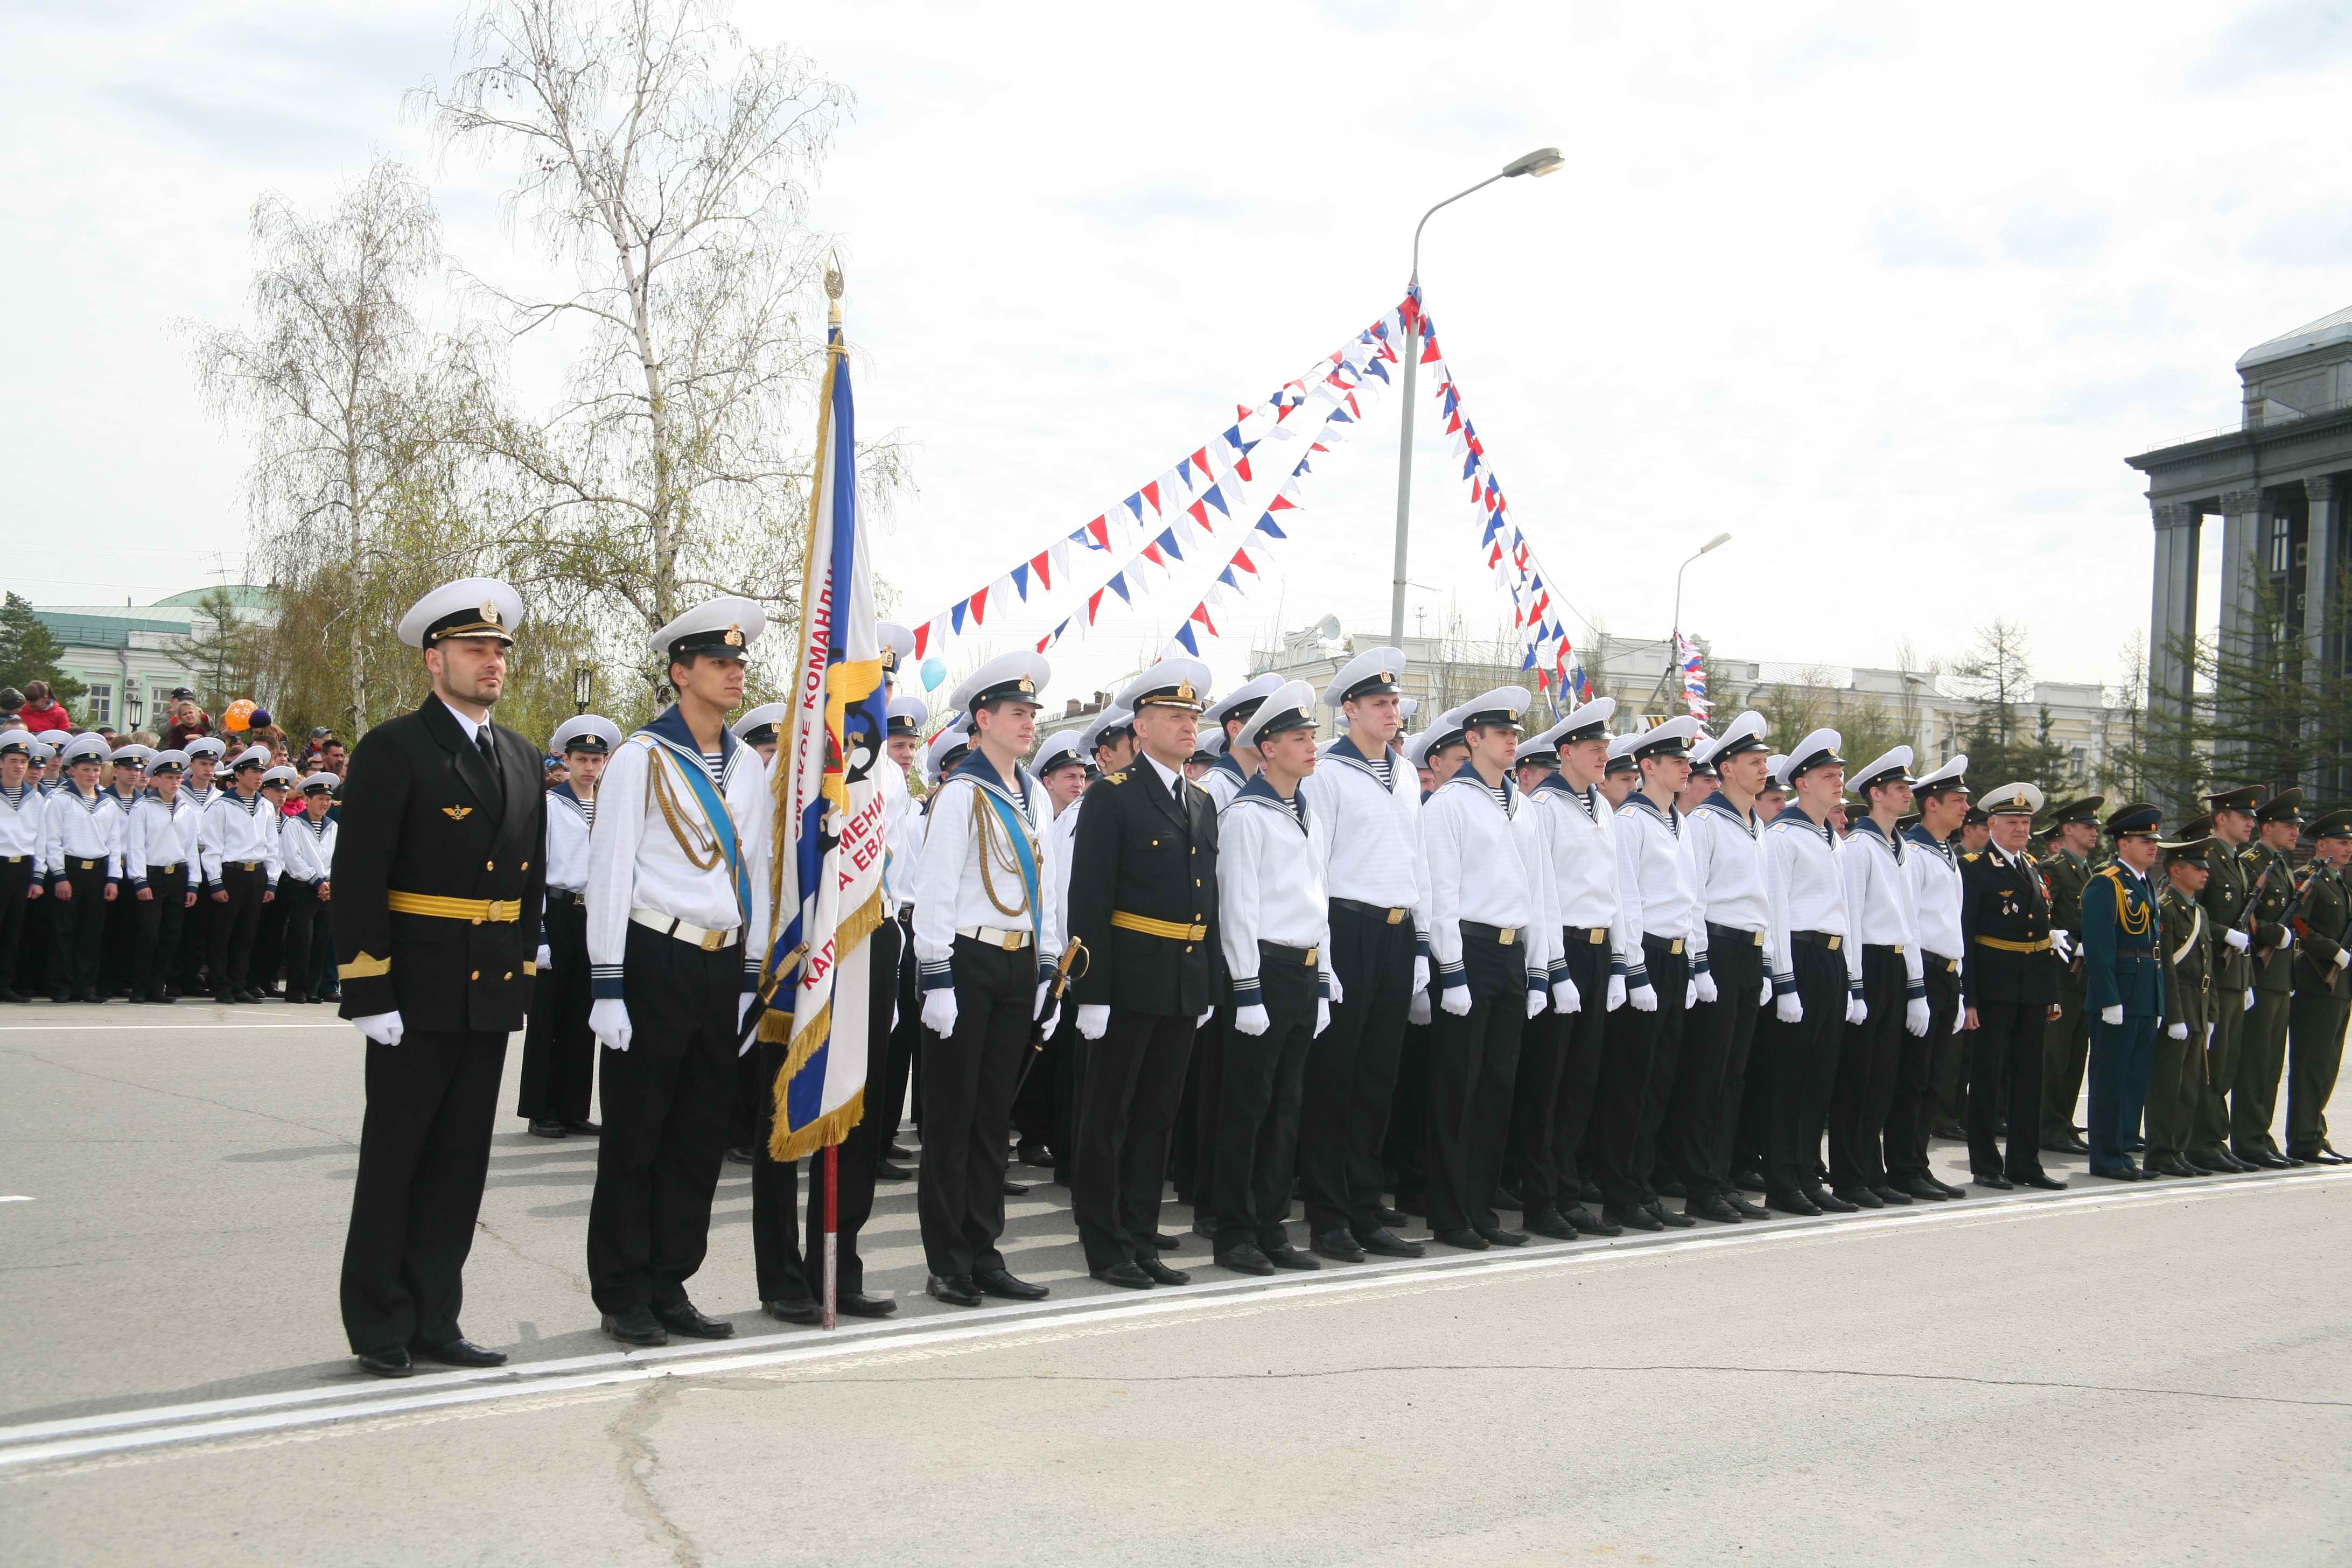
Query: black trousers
[[131, 866, 191, 999], [339, 1028, 507, 1353], [1969, 998, 2051, 1180], [1180, 992, 1228, 1217], [1517, 932, 1612, 1215], [1830, 944, 1908, 1193], [1673, 928, 1765, 1203], [1299, 902, 1419, 1236], [275, 877, 325, 998], [0, 856, 37, 992], [753, 919, 893, 1301], [177, 879, 213, 993], [876, 909, 918, 1146], [253, 874, 289, 992], [47, 860, 111, 998], [1074, 1007, 1195, 1270], [1889, 955, 1959, 1180], [918, 936, 1030, 1279], [1595, 937, 1690, 1212], [1213, 945, 1319, 1250], [207, 864, 268, 997], [516, 895, 595, 1122], [101, 866, 141, 996], [1427, 930, 1530, 1235], [1765, 939, 1849, 1201], [586, 925, 740, 1315]]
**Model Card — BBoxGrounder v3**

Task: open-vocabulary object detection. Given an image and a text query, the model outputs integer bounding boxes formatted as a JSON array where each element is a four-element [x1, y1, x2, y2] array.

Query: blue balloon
[[920, 657, 947, 692]]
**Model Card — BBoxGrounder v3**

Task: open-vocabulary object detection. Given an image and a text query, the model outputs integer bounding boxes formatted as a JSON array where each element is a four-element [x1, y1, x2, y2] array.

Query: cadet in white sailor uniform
[[873, 691, 931, 1176], [0, 730, 44, 1003], [1210, 681, 1336, 1274], [519, 715, 620, 1137], [1831, 747, 1930, 1208], [908, 652, 1061, 1308], [175, 736, 226, 994], [731, 701, 788, 767], [723, 700, 793, 1159], [1895, 754, 1972, 1201], [44, 733, 122, 1003], [1196, 673, 1279, 812], [584, 597, 773, 1347], [1386, 715, 1465, 1213], [1759, 730, 1865, 1214], [1011, 729, 1090, 1168], [35, 731, 72, 792], [250, 764, 300, 994], [1672, 711, 1776, 1224], [1419, 687, 1561, 1250], [1599, 716, 1704, 1233], [1296, 650, 1431, 1262], [198, 745, 281, 1003], [100, 744, 151, 997], [276, 773, 339, 1003], [122, 748, 201, 1004]]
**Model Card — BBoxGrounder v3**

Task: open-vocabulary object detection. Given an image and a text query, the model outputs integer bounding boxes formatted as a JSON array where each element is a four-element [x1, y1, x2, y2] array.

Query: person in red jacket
[[16, 682, 73, 735]]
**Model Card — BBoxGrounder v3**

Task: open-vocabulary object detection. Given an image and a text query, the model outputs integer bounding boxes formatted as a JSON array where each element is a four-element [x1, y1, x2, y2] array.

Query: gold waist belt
[[1973, 934, 2050, 954], [1112, 909, 1207, 941], [389, 890, 522, 925]]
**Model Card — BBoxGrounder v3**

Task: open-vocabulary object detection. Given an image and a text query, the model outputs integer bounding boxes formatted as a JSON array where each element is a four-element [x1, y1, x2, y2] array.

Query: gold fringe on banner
[[762, 888, 887, 1149], [769, 1086, 866, 1165]]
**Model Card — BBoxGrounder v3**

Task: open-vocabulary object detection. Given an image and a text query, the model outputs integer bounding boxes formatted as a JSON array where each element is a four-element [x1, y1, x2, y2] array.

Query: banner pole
[[822, 1143, 839, 1330]]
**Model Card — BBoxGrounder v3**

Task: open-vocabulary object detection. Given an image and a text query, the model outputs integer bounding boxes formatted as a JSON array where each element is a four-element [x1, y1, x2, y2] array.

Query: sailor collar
[[1209, 751, 1247, 784], [642, 703, 739, 768], [549, 780, 589, 816], [1234, 771, 1309, 830], [1618, 788, 1681, 836], [947, 749, 1033, 816], [1850, 815, 1905, 860], [1438, 760, 1518, 816], [1691, 789, 1757, 835], [1902, 823, 1956, 865], [1771, 803, 1837, 845], [1325, 733, 1403, 792], [1533, 771, 1600, 821]]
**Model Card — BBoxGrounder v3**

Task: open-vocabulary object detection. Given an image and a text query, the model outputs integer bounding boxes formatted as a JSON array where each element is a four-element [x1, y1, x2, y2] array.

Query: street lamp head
[[1502, 147, 1564, 179], [1700, 531, 1733, 555]]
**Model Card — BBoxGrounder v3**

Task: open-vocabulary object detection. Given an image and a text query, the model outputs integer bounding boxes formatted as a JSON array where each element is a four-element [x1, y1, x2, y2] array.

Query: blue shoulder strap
[[973, 783, 1044, 948], [639, 733, 750, 923]]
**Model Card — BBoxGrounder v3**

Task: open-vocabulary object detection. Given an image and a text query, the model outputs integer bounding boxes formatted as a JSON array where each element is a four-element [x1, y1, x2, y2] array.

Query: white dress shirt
[[1298, 734, 1430, 956], [45, 784, 124, 884], [0, 782, 44, 874], [279, 814, 338, 886], [1217, 776, 1335, 1004], [1420, 765, 1559, 995], [123, 793, 201, 888], [1840, 817, 1925, 995], [1528, 775, 1632, 982], [1615, 789, 1703, 984], [909, 755, 1060, 993], [1902, 824, 1965, 962], [197, 788, 281, 884], [1763, 806, 1862, 997]]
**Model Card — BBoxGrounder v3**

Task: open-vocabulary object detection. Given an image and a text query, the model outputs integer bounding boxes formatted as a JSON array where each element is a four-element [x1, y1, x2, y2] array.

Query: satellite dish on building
[[1314, 613, 1343, 644]]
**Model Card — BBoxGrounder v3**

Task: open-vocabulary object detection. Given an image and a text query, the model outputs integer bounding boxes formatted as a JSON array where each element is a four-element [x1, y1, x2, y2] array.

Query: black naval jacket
[[1066, 758, 1220, 1019], [1958, 844, 2059, 1007], [333, 698, 548, 1033]]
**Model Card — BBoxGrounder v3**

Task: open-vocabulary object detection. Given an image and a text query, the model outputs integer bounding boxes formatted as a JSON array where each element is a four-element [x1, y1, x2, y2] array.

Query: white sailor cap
[[1322, 645, 1406, 708], [1627, 714, 1700, 762], [60, 733, 110, 765], [1848, 745, 1916, 796], [184, 736, 228, 760], [1399, 730, 1439, 768], [654, 595, 764, 664], [924, 717, 974, 782], [298, 771, 337, 795], [1685, 730, 1720, 775], [1193, 729, 1227, 762], [1514, 733, 1561, 766], [1702, 709, 1768, 766], [1236, 680, 1318, 751], [1761, 755, 1789, 791], [1446, 686, 1530, 734], [1545, 696, 1616, 748], [1207, 671, 1283, 732], [228, 744, 271, 773], [110, 743, 153, 766], [1117, 656, 1210, 714], [1422, 710, 1470, 755], [1083, 706, 1135, 754], [1914, 753, 1970, 797], [36, 729, 73, 749], [398, 577, 523, 649], [877, 621, 915, 676], [1777, 728, 1844, 790], [953, 652, 1051, 715], [1979, 780, 2045, 817], [887, 695, 929, 737], [730, 702, 789, 746], [0, 729, 32, 758], [1033, 731, 1088, 775], [551, 715, 624, 754], [1604, 729, 1648, 765], [1399, 696, 1420, 723], [260, 765, 299, 787], [146, 748, 188, 775]]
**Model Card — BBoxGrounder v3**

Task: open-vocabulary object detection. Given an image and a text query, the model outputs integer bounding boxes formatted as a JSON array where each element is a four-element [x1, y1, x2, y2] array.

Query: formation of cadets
[[21, 578, 2345, 1378]]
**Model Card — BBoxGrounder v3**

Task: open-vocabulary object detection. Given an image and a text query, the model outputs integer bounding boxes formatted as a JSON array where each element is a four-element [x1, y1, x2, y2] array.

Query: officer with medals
[[582, 596, 772, 1347], [334, 578, 545, 1376], [2149, 828, 2216, 1177], [517, 714, 620, 1139], [1958, 783, 2065, 1189], [1067, 657, 1219, 1290], [2286, 809, 2352, 1165], [2190, 787, 2262, 1172], [2232, 789, 2302, 1166], [2080, 801, 2166, 1181], [2033, 795, 2102, 1156], [908, 652, 1062, 1307]]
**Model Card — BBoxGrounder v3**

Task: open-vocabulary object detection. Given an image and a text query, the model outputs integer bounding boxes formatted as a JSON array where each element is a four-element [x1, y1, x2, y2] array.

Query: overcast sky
[[7, 1, 2348, 708]]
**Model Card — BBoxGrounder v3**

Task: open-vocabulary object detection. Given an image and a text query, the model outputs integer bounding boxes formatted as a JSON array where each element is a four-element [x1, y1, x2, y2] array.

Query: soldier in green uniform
[[2191, 787, 2263, 1172], [2286, 808, 2352, 1165], [2036, 796, 2102, 1156], [2148, 832, 2215, 1177], [2232, 789, 2302, 1167]]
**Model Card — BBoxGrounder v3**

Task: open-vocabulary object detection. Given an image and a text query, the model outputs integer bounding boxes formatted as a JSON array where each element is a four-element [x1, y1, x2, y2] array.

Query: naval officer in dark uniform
[[335, 578, 547, 1377], [2082, 802, 2167, 1180], [1958, 782, 2065, 1189]]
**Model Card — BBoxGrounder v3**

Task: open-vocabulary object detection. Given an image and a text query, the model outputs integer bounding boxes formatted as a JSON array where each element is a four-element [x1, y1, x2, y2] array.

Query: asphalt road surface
[[3, 1004, 2348, 1566]]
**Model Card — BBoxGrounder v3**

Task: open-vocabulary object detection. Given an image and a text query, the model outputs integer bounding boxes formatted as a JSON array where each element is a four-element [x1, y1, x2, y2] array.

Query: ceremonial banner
[[1678, 634, 1710, 720], [761, 296, 889, 1160]]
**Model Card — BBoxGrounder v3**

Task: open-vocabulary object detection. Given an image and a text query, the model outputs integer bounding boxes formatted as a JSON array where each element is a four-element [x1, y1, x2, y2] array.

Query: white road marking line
[[0, 1023, 355, 1032], [3, 1166, 2346, 1473], [0, 1196, 31, 1203]]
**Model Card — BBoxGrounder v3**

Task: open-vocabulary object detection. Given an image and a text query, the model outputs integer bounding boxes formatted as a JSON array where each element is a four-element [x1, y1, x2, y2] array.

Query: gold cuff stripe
[[388, 891, 522, 922], [338, 952, 391, 979], [1111, 910, 1208, 941]]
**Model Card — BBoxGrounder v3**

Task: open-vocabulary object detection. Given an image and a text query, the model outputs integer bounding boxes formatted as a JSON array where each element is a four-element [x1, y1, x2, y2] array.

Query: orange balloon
[[225, 698, 256, 733]]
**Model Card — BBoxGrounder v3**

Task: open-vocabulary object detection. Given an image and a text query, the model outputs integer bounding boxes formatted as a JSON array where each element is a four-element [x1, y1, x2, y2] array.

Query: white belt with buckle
[[955, 925, 1031, 951], [630, 907, 739, 951]]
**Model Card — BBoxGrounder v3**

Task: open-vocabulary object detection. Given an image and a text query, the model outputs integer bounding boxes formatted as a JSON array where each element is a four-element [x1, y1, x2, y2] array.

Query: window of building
[[2272, 515, 2292, 573], [85, 683, 112, 727]]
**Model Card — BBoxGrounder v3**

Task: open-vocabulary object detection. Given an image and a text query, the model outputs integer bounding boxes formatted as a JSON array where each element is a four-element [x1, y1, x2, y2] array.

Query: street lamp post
[[572, 664, 594, 716], [1653, 532, 1734, 716], [1389, 146, 1564, 648]]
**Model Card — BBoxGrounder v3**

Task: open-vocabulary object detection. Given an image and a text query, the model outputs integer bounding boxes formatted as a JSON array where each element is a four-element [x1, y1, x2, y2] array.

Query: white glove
[[1693, 971, 1719, 1005], [1951, 1006, 1965, 1034], [591, 998, 632, 1052], [1326, 971, 1344, 1006], [1408, 991, 1432, 1025], [1759, 975, 1773, 1007], [921, 989, 958, 1037], [2099, 1004, 2123, 1025], [1844, 995, 1867, 1026], [1440, 988, 1473, 1017], [1315, 999, 1331, 1037], [1196, 1009, 1213, 1028], [738, 992, 755, 1028], [535, 943, 552, 971], [1684, 979, 1700, 1010], [2223, 929, 2250, 952], [1553, 977, 1581, 1014], [2335, 948, 2349, 971], [2244, 988, 2258, 1012], [1040, 1004, 1060, 1037], [2167, 1021, 2189, 1041], [1234, 1003, 1271, 1037], [1607, 975, 1627, 1011], [354, 1010, 404, 1047], [2052, 930, 2076, 963], [2204, 1021, 2214, 1045], [1077, 1003, 1109, 1040], [1905, 997, 1930, 1037], [1411, 956, 1430, 994], [1628, 982, 1657, 1013], [1525, 989, 1544, 1019], [1035, 980, 1053, 1020], [2280, 929, 2294, 950], [1775, 992, 1803, 1024]]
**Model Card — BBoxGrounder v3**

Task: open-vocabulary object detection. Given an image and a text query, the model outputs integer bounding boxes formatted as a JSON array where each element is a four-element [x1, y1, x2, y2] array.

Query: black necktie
[[477, 726, 503, 801]]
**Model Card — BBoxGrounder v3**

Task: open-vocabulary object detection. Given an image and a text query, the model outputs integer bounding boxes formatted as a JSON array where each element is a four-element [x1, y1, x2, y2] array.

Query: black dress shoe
[[356, 1346, 414, 1378], [2123, 1137, 2146, 1153], [725, 1145, 755, 1165], [1723, 1193, 1769, 1220], [1312, 1228, 1368, 1262], [1563, 1203, 1623, 1236], [1136, 1256, 1190, 1287], [1767, 1190, 1821, 1217], [1810, 1188, 1859, 1213], [1216, 1243, 1276, 1275], [1685, 1193, 1742, 1224], [927, 1273, 985, 1306], [527, 1118, 568, 1138], [1355, 1226, 1423, 1258], [2241, 1148, 2291, 1170], [2042, 1136, 2091, 1156], [2017, 1171, 2067, 1190], [888, 1140, 915, 1159], [838, 1291, 897, 1318], [974, 1266, 1049, 1300], [1151, 1232, 1182, 1250], [1001, 1179, 1030, 1196], [602, 1310, 668, 1346], [1577, 1179, 1605, 1204], [1834, 1187, 1884, 1209], [1644, 1199, 1697, 1229], [1476, 1225, 1531, 1247], [1869, 1185, 1913, 1206], [561, 1118, 601, 1135], [415, 1337, 508, 1368], [2195, 1149, 2246, 1173], [1374, 1204, 1410, 1227], [1604, 1205, 1664, 1233], [655, 1300, 734, 1339], [1264, 1244, 1321, 1271], [123, 993, 146, 1005], [1972, 1172, 2015, 1191], [0, 990, 29, 1004], [1900, 1177, 1950, 1202], [1432, 1227, 1492, 1250], [282, 992, 311, 1005], [875, 1160, 914, 1181], [1524, 1207, 1581, 1239], [764, 1296, 821, 1324], [1732, 1167, 1769, 1195], [2149, 1156, 2196, 1178], [1191, 1214, 1220, 1240], [2087, 1164, 2139, 1181], [1015, 1141, 1053, 1168], [1492, 1184, 1524, 1210], [1089, 1261, 1154, 1290], [2318, 1147, 2351, 1165], [1931, 1121, 1967, 1140]]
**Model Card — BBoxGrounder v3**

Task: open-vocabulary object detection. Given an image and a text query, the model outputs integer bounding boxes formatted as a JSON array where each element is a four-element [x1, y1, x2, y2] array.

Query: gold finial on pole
[[824, 251, 844, 326]]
